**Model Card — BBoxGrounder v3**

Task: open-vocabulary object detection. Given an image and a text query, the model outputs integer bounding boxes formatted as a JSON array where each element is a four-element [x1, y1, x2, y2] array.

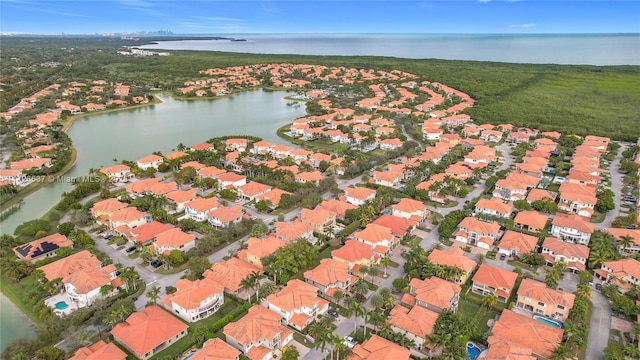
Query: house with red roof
[[185, 196, 219, 222], [407, 277, 461, 313], [225, 138, 248, 152], [427, 247, 477, 284], [304, 258, 357, 298], [604, 228, 640, 254], [238, 181, 272, 200], [239, 236, 287, 270], [164, 189, 197, 212], [391, 198, 430, 223], [223, 306, 294, 360], [348, 334, 411, 360], [0, 169, 29, 186], [472, 263, 518, 302], [550, 213, 594, 245], [13, 233, 73, 263], [332, 240, 379, 271], [203, 258, 263, 300], [386, 304, 438, 351], [153, 228, 196, 254], [275, 219, 314, 244], [123, 221, 172, 245], [454, 217, 501, 249], [370, 170, 402, 188], [513, 210, 549, 233], [595, 258, 640, 292], [265, 279, 329, 330], [69, 340, 127, 360], [541, 237, 590, 272], [474, 198, 513, 218], [515, 278, 575, 320], [10, 157, 52, 170], [99, 164, 134, 183], [344, 186, 376, 206], [111, 305, 188, 359], [300, 207, 336, 234], [125, 178, 161, 197], [207, 205, 244, 228], [497, 230, 538, 257], [217, 172, 247, 190], [189, 339, 240, 360], [108, 207, 148, 231], [190, 142, 215, 152], [256, 188, 291, 208], [372, 214, 417, 238], [90, 198, 128, 219], [353, 223, 398, 256], [136, 154, 163, 170], [162, 278, 224, 322], [489, 310, 563, 359]]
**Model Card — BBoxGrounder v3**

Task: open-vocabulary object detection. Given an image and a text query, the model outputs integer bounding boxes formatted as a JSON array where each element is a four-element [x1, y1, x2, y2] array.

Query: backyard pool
[[54, 301, 69, 310], [182, 350, 196, 360], [533, 315, 563, 328], [466, 342, 482, 360]]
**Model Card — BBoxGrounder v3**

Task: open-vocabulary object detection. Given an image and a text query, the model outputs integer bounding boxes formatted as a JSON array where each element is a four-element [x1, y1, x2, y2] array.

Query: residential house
[[153, 228, 196, 254], [513, 211, 548, 233], [10, 158, 52, 170], [238, 182, 272, 201], [136, 154, 163, 170], [13, 233, 73, 263], [207, 205, 244, 228], [223, 306, 294, 360], [185, 197, 219, 222], [162, 278, 224, 322], [526, 189, 558, 204], [370, 170, 402, 188], [550, 213, 595, 245], [300, 207, 336, 234], [39, 250, 121, 308], [558, 191, 597, 218], [90, 198, 128, 219], [264, 279, 330, 330], [0, 169, 29, 186], [332, 240, 379, 271], [164, 189, 197, 212], [541, 237, 590, 272], [604, 228, 640, 254], [304, 258, 357, 298], [239, 236, 287, 270], [472, 263, 518, 303], [190, 339, 240, 360], [69, 340, 127, 360], [497, 230, 538, 257], [225, 138, 248, 152], [595, 258, 640, 292], [454, 217, 501, 249], [111, 306, 188, 360], [353, 223, 398, 256], [427, 247, 477, 284], [344, 186, 376, 206], [406, 277, 461, 313], [203, 258, 263, 300], [484, 336, 535, 360], [123, 221, 172, 246], [217, 172, 247, 190], [125, 178, 161, 197], [490, 310, 563, 359], [190, 142, 215, 152], [391, 198, 430, 223], [318, 199, 358, 220], [256, 188, 291, 208], [515, 278, 575, 320], [274, 219, 315, 244], [474, 198, 513, 218], [372, 214, 417, 238], [348, 334, 411, 360], [107, 207, 148, 232], [386, 305, 438, 351], [295, 171, 325, 185]]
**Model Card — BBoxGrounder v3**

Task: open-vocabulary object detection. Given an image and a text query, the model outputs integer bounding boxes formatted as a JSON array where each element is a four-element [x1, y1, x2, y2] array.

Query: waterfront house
[[162, 278, 224, 322], [472, 263, 518, 303], [225, 138, 248, 152], [372, 214, 417, 238], [69, 340, 127, 360], [223, 306, 294, 360], [256, 188, 291, 208], [0, 169, 29, 186], [264, 279, 330, 331], [111, 305, 188, 360], [136, 154, 163, 170], [13, 233, 73, 263], [515, 278, 575, 321]]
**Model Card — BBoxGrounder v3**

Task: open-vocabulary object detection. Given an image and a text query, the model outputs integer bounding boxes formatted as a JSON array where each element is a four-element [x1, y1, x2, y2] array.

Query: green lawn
[[458, 299, 499, 334]]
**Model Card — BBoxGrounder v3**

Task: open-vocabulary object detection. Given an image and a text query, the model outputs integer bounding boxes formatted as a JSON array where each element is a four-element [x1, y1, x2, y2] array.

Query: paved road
[[585, 290, 612, 360], [596, 144, 624, 230]]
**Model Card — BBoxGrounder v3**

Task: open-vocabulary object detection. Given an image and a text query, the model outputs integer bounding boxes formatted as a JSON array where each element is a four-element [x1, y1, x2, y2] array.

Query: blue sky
[[1, 0, 639, 34]]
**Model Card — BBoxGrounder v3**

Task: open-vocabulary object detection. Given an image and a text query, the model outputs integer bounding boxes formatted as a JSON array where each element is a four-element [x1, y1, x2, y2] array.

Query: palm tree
[[191, 326, 209, 346], [353, 281, 369, 298], [249, 270, 262, 300], [549, 343, 572, 360], [368, 265, 379, 284], [481, 293, 498, 309], [240, 274, 258, 302], [361, 307, 373, 337], [146, 286, 161, 305], [333, 290, 345, 306], [619, 234, 634, 253], [576, 284, 592, 299], [380, 257, 392, 277], [358, 265, 369, 282], [102, 312, 118, 329], [370, 293, 384, 310], [476, 253, 485, 264]]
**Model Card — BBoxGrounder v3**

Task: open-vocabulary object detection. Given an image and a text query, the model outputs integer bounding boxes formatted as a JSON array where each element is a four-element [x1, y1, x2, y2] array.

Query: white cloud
[[509, 23, 537, 28]]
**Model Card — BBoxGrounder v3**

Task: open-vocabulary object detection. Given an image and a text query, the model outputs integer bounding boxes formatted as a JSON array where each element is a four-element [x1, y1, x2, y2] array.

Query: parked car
[[125, 246, 136, 253], [343, 336, 357, 349], [328, 309, 339, 318], [150, 260, 163, 268], [595, 283, 602, 290], [499, 253, 507, 261]]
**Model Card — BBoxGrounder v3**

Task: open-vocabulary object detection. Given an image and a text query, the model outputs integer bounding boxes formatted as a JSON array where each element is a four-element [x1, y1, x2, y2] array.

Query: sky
[[1, 0, 639, 35]]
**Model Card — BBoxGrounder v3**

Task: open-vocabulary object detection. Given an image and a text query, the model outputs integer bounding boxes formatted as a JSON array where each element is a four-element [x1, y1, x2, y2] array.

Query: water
[[533, 315, 563, 328], [0, 292, 36, 352], [54, 301, 69, 310], [0, 90, 305, 350], [140, 33, 640, 65], [466, 342, 482, 360], [0, 90, 305, 235]]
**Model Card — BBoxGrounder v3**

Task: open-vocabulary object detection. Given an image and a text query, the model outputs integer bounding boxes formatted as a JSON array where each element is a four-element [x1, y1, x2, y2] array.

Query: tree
[[241, 273, 258, 302], [34, 346, 65, 360], [146, 286, 161, 305], [191, 326, 210, 346], [255, 199, 272, 212], [596, 189, 615, 213], [481, 293, 498, 309], [165, 250, 185, 268], [380, 257, 392, 277], [367, 264, 379, 283], [550, 344, 572, 360], [57, 222, 75, 236], [513, 200, 531, 210], [392, 277, 407, 293], [618, 234, 635, 254], [576, 284, 592, 299], [281, 345, 300, 360], [186, 256, 211, 280], [370, 293, 384, 310]]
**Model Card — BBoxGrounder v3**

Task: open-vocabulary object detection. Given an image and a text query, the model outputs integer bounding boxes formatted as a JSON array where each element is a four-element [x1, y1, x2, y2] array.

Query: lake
[[140, 33, 640, 66], [0, 90, 305, 351]]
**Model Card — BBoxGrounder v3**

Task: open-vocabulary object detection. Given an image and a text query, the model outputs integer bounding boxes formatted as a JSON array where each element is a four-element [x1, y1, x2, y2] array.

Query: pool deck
[[44, 293, 78, 316]]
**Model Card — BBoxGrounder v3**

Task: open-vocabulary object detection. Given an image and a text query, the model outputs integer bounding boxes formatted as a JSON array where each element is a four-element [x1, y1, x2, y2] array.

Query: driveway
[[597, 145, 624, 230], [585, 290, 612, 360]]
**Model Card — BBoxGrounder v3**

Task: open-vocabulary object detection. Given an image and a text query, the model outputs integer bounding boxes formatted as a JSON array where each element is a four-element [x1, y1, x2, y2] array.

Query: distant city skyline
[[1, 0, 639, 35]]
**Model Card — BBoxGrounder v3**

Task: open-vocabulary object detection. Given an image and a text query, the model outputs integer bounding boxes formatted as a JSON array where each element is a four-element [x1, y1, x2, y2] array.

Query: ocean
[[139, 33, 640, 66]]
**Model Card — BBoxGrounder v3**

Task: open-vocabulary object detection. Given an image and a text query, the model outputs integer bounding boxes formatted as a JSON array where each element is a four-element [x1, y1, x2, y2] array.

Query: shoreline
[[0, 96, 163, 214]]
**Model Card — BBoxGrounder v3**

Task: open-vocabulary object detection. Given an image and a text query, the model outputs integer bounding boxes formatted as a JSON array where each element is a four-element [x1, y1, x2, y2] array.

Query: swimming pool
[[182, 350, 196, 360], [54, 301, 69, 310], [533, 315, 563, 328], [466, 342, 481, 360], [382, 209, 391, 214]]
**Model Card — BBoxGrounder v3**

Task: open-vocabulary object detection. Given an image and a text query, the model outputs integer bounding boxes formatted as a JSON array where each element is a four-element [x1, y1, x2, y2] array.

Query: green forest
[[2, 36, 639, 140]]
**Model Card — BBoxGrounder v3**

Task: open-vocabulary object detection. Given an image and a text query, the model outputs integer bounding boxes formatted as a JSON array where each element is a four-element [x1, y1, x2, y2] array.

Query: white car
[[343, 336, 357, 349]]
